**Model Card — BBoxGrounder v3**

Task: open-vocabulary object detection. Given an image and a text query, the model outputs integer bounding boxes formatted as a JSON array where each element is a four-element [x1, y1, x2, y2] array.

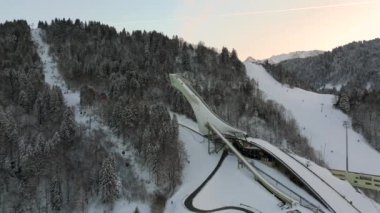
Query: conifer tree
[[100, 156, 119, 204]]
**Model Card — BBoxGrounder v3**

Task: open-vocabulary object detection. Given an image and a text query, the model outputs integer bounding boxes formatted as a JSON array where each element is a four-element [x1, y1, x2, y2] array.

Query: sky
[[1, 0, 380, 60]]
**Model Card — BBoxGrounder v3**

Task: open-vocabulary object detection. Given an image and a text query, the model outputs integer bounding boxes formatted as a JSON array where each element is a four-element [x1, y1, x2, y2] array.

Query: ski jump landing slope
[[247, 137, 359, 212]]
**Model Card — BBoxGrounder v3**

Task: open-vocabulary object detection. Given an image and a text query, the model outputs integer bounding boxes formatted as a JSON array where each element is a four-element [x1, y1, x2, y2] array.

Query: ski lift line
[[207, 123, 298, 207]]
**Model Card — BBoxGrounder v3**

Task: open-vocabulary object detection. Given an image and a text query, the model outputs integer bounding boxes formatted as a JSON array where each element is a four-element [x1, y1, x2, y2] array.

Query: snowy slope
[[32, 28, 151, 213], [166, 115, 311, 213], [244, 61, 380, 175], [266, 50, 324, 64]]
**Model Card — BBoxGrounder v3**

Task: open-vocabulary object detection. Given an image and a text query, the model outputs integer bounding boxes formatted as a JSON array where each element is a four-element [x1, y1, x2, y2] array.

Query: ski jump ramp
[[169, 73, 359, 213]]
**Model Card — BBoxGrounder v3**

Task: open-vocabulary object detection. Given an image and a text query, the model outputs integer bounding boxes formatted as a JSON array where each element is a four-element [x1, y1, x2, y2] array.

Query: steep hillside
[[0, 21, 118, 213], [264, 39, 380, 151], [39, 20, 321, 161], [245, 60, 380, 174]]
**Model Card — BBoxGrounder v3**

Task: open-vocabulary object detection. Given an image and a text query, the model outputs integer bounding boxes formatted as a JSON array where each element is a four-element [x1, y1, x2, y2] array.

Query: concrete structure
[[169, 74, 245, 136], [331, 170, 380, 191]]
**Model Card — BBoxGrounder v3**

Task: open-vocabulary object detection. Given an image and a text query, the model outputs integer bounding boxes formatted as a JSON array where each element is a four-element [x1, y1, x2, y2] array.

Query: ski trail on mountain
[[244, 60, 380, 175]]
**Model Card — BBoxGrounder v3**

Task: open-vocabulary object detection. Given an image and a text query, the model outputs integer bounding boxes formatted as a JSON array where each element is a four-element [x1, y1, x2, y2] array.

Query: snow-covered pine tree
[[50, 177, 63, 211], [18, 90, 29, 110], [58, 108, 76, 144], [338, 93, 350, 112], [99, 156, 119, 204]]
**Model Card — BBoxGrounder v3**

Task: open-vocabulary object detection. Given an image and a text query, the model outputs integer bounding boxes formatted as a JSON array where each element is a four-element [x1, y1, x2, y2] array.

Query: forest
[[0, 19, 321, 212], [39, 19, 318, 161]]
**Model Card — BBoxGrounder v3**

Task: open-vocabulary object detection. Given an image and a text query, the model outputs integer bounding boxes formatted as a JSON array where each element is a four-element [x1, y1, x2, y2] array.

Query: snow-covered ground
[[32, 28, 151, 213], [320, 83, 343, 91], [266, 50, 324, 64], [166, 115, 311, 213], [244, 60, 380, 175]]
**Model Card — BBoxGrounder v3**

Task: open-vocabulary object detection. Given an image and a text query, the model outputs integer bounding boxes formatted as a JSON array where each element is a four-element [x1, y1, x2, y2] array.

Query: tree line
[[0, 20, 140, 213]]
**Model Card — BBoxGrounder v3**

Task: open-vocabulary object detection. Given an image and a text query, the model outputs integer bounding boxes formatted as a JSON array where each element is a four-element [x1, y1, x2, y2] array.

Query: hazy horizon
[[1, 0, 380, 60]]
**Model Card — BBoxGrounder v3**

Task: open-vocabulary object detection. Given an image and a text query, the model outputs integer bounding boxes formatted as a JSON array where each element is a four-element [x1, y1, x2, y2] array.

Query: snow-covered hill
[[265, 50, 324, 64], [244, 60, 380, 175]]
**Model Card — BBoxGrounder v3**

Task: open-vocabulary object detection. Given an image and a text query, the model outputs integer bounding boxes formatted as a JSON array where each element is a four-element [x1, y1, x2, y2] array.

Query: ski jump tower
[[169, 74, 246, 137]]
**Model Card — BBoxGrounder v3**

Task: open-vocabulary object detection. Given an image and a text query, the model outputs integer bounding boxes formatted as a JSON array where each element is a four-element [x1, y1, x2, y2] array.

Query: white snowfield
[[266, 50, 324, 64], [244, 60, 380, 175]]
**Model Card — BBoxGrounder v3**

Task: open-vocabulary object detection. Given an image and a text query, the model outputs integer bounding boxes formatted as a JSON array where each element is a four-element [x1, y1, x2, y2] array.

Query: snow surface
[[322, 83, 343, 91], [244, 61, 380, 175], [166, 115, 311, 213], [32, 28, 152, 213], [265, 50, 324, 64]]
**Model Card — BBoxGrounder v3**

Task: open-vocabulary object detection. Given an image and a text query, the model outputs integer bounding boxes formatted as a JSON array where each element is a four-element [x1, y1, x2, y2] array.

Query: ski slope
[[244, 60, 380, 175]]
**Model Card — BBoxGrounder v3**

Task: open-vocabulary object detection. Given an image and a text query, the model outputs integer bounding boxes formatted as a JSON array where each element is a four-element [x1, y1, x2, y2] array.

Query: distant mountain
[[266, 40, 380, 91], [266, 50, 324, 64]]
